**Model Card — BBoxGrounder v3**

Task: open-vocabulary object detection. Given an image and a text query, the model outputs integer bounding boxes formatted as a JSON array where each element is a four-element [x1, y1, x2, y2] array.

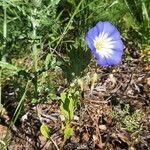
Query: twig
[[50, 137, 60, 150]]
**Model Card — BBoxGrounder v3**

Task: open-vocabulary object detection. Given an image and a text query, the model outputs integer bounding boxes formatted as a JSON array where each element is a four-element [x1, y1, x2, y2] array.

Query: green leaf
[[60, 92, 66, 102], [64, 127, 73, 140], [61, 48, 91, 82], [67, 0, 76, 7], [40, 123, 50, 139], [0, 61, 18, 72], [51, 0, 61, 6], [0, 105, 7, 116], [60, 92, 75, 121], [44, 53, 52, 70], [0, 61, 19, 79], [60, 93, 70, 121], [68, 98, 74, 121]]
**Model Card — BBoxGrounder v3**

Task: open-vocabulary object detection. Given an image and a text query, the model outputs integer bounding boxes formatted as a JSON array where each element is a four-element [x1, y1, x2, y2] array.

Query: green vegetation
[[60, 84, 80, 142], [111, 104, 143, 133], [0, 0, 149, 149]]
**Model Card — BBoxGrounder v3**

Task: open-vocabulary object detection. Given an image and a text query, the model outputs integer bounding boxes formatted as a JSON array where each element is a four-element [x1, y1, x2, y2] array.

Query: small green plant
[[40, 123, 60, 150], [64, 126, 74, 141], [60, 92, 75, 124], [111, 104, 143, 133], [60, 84, 80, 141], [40, 123, 51, 139]]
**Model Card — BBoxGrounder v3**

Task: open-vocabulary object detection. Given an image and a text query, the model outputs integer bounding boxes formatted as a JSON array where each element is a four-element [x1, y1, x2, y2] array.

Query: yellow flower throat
[[95, 40, 103, 52]]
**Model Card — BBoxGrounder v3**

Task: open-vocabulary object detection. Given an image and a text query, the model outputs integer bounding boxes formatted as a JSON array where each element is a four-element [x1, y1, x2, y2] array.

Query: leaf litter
[[0, 58, 149, 150]]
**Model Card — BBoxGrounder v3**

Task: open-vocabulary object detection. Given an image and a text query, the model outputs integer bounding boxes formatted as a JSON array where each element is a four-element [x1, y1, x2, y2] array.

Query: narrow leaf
[[40, 123, 50, 139], [64, 127, 73, 140]]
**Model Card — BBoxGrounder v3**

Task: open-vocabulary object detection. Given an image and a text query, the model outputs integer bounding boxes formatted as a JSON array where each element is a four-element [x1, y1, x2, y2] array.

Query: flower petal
[[86, 26, 99, 40], [86, 26, 99, 51], [95, 52, 108, 66], [97, 50, 123, 66], [103, 40, 124, 52], [102, 22, 121, 41], [85, 36, 95, 52], [106, 51, 122, 65], [95, 22, 104, 35]]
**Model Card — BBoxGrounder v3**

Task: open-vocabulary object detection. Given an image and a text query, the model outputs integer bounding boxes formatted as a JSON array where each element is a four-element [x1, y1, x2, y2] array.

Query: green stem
[[0, 69, 1, 106], [32, 8, 38, 99], [3, 0, 7, 41], [11, 80, 30, 125], [0, 0, 7, 106], [32, 8, 38, 71], [54, 0, 84, 50]]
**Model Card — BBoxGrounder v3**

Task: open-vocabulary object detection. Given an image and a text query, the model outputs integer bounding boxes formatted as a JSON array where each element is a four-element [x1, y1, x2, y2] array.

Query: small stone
[[147, 77, 150, 85], [21, 112, 29, 122], [74, 115, 79, 121], [60, 115, 65, 121], [93, 134, 98, 143], [99, 125, 107, 131]]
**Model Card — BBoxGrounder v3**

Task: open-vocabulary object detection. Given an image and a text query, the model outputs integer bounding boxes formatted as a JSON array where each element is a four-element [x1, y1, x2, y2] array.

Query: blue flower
[[86, 21, 124, 66]]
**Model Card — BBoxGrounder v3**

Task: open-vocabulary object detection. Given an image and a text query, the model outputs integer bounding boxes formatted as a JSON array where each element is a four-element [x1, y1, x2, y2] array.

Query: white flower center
[[93, 33, 114, 58]]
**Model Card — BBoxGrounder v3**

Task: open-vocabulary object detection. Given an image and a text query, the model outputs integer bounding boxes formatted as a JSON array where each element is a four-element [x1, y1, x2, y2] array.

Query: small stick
[[50, 136, 60, 150]]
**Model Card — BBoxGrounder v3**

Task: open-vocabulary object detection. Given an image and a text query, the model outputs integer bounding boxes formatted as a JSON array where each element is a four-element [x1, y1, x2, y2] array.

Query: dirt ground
[[0, 57, 149, 150]]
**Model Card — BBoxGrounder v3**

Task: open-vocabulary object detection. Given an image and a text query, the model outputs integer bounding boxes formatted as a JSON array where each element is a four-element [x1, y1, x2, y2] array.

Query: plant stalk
[[0, 0, 7, 106], [32, 8, 38, 100], [11, 80, 30, 125]]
